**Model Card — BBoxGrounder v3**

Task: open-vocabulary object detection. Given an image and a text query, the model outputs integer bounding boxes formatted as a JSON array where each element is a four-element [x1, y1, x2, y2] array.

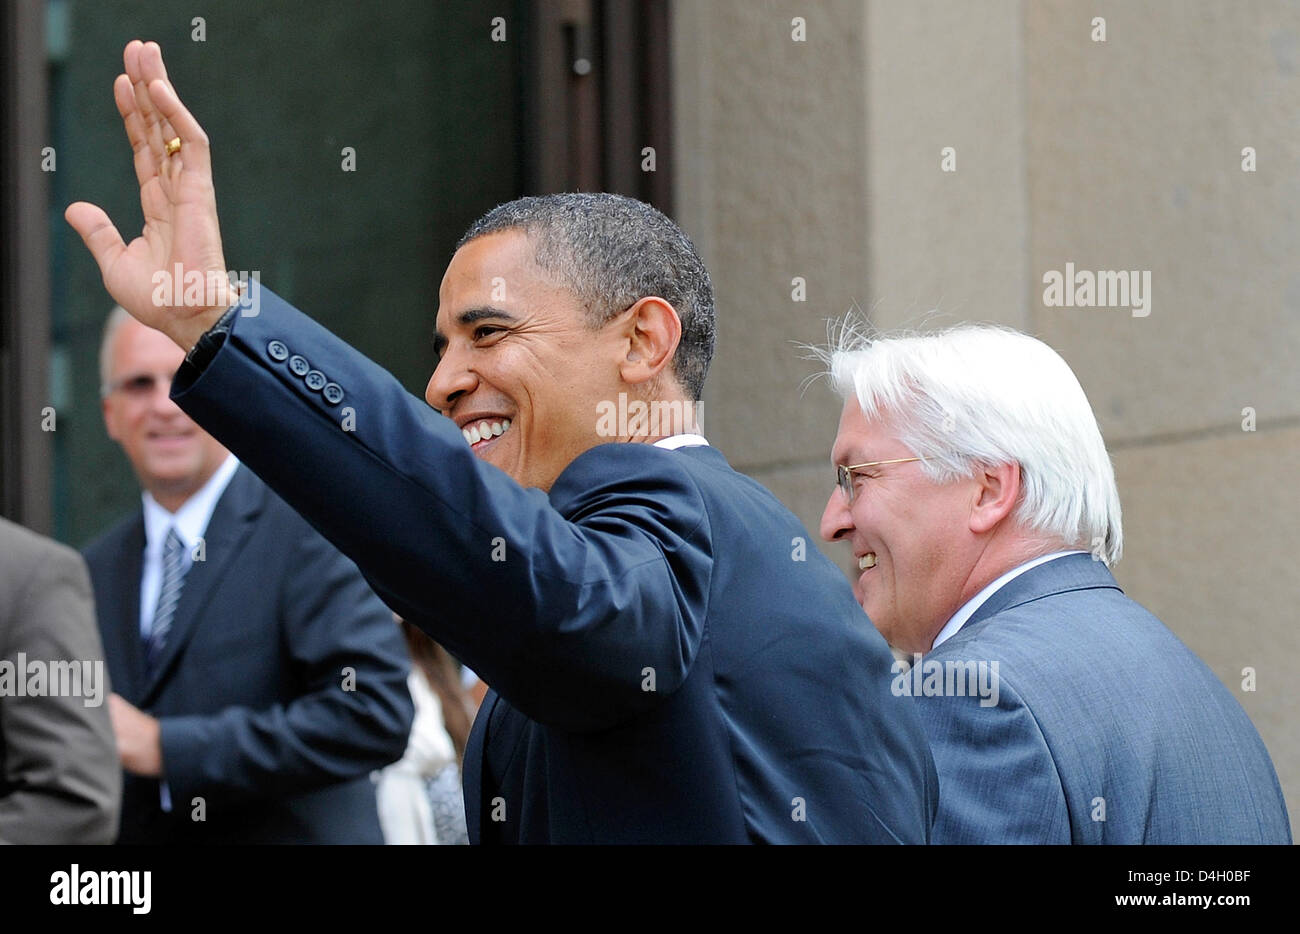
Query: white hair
[[820, 321, 1123, 565], [99, 305, 134, 397]]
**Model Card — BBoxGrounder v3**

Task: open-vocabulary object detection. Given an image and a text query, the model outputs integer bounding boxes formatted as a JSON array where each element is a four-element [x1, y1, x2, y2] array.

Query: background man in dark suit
[[83, 308, 412, 844], [66, 40, 938, 843], [0, 518, 120, 843], [819, 323, 1291, 843]]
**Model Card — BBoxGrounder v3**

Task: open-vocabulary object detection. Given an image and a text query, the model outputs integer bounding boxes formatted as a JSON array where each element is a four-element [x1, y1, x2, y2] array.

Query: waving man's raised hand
[[65, 40, 236, 351]]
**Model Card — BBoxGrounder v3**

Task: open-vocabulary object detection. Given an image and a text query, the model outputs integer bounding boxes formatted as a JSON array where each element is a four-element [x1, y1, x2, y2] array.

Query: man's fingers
[[121, 39, 142, 86], [130, 76, 166, 161], [139, 39, 170, 83], [127, 43, 167, 161], [147, 78, 212, 177], [113, 72, 144, 144], [137, 41, 175, 140], [122, 42, 211, 178], [64, 202, 127, 276], [114, 73, 158, 189], [159, 113, 179, 144]]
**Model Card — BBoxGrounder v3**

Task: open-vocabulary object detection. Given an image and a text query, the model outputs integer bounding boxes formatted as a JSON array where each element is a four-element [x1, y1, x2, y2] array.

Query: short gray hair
[[99, 305, 133, 397], [457, 192, 716, 401], [821, 321, 1123, 565]]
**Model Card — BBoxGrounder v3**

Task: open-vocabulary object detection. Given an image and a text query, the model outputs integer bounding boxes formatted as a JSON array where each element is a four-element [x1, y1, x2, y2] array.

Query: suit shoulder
[[0, 518, 92, 623], [563, 444, 797, 521], [249, 475, 311, 527], [931, 586, 1237, 730], [240, 475, 359, 573], [0, 517, 87, 602], [946, 585, 1151, 661], [81, 512, 142, 568], [558, 441, 703, 484], [550, 443, 710, 520], [0, 516, 83, 569]]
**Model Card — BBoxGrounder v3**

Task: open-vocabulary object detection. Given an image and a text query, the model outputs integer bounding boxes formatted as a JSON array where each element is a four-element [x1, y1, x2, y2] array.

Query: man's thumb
[[65, 201, 126, 274]]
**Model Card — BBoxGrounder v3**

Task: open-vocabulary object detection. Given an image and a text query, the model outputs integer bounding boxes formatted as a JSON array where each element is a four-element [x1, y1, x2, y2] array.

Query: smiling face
[[819, 397, 983, 655], [426, 229, 631, 491], [102, 316, 230, 511]]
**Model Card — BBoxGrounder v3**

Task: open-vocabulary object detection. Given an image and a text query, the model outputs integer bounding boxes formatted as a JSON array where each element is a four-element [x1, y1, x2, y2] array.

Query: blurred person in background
[[83, 307, 413, 843], [375, 617, 478, 845], [0, 517, 120, 843]]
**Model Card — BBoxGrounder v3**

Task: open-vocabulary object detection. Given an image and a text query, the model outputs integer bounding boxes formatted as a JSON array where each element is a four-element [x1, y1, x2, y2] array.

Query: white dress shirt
[[930, 550, 1088, 650], [652, 433, 709, 450], [138, 453, 239, 813], [139, 454, 240, 641]]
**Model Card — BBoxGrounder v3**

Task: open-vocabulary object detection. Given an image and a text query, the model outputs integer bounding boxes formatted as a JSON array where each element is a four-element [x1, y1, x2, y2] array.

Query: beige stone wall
[[674, 0, 1298, 835], [673, 0, 869, 560]]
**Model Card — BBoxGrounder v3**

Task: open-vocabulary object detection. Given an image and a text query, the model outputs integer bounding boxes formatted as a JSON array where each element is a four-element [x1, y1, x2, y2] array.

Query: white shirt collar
[[652, 433, 710, 450], [142, 454, 241, 556], [930, 550, 1087, 651]]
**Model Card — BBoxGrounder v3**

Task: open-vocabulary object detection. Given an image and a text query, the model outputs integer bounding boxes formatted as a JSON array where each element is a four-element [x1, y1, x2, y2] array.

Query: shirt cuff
[[182, 304, 240, 373]]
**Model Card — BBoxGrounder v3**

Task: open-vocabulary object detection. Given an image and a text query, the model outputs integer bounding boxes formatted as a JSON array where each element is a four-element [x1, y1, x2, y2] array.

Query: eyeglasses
[[835, 457, 922, 505], [104, 371, 176, 398]]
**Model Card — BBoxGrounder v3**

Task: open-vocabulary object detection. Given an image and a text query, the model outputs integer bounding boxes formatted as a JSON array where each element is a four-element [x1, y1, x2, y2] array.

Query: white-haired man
[[820, 323, 1290, 844]]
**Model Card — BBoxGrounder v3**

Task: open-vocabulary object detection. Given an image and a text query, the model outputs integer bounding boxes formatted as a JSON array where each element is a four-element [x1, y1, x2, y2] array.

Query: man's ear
[[102, 394, 122, 444], [969, 461, 1021, 535], [618, 297, 681, 387]]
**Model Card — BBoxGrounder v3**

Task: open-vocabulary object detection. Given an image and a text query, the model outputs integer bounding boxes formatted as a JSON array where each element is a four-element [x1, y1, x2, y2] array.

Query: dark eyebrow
[[432, 306, 518, 356]]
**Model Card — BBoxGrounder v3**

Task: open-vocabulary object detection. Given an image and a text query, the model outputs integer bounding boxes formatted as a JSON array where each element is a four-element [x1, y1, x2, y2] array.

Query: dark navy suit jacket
[[171, 282, 939, 843], [83, 465, 414, 844], [913, 553, 1291, 843]]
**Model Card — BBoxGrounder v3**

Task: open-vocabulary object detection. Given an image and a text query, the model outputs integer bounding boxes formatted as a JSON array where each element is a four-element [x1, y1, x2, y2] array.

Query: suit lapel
[[139, 468, 265, 705], [103, 517, 148, 703]]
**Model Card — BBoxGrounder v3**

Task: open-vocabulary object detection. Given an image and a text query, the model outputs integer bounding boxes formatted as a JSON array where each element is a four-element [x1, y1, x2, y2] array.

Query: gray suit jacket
[[0, 517, 120, 843], [912, 553, 1290, 844]]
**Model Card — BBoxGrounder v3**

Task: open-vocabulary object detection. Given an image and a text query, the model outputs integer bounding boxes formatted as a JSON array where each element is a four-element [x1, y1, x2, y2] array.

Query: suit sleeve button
[[304, 370, 327, 391], [322, 383, 344, 405], [267, 340, 289, 361], [288, 354, 310, 376]]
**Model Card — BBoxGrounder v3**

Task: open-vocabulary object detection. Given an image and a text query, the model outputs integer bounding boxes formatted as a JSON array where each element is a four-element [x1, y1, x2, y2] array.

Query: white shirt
[[139, 454, 241, 641], [930, 550, 1088, 650], [374, 671, 459, 844], [652, 433, 709, 450], [138, 453, 239, 813]]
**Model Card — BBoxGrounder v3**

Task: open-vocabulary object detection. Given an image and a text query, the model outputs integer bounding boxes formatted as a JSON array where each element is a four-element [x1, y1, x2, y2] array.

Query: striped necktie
[[145, 527, 186, 675]]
